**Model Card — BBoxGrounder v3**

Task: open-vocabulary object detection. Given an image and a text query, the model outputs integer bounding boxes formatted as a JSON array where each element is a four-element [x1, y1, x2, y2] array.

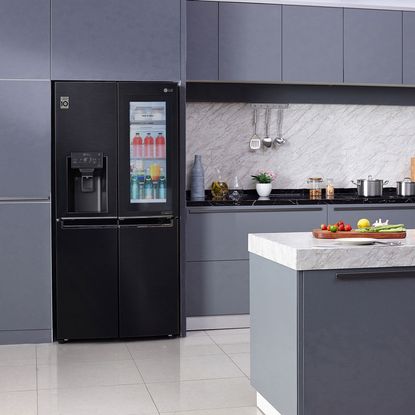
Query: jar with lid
[[326, 178, 335, 200], [307, 177, 323, 200]]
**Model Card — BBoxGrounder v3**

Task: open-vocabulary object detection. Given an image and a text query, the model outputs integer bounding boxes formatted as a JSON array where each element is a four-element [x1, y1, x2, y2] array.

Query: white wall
[[186, 102, 415, 190]]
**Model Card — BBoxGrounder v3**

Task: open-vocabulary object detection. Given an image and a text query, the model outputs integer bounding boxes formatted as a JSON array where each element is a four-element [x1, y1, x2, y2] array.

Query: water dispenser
[[68, 152, 108, 213]]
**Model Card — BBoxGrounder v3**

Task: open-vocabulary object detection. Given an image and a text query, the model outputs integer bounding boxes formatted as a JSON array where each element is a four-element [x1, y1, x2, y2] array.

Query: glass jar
[[307, 177, 323, 200], [211, 168, 229, 200], [326, 178, 335, 200]]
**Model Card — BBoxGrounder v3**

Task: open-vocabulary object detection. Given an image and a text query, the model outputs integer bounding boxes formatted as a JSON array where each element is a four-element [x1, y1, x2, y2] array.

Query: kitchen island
[[248, 231, 415, 415]]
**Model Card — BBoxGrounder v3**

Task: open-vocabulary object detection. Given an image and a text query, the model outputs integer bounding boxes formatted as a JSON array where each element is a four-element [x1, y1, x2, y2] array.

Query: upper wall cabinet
[[51, 0, 181, 81], [0, 81, 51, 198], [344, 9, 402, 85], [219, 3, 282, 82], [282, 6, 343, 83], [0, 0, 50, 79], [403, 12, 415, 85], [187, 1, 219, 81]]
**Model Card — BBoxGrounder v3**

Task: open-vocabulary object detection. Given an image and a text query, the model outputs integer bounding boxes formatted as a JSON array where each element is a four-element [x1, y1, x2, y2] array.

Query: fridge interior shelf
[[131, 199, 167, 204], [130, 157, 166, 161]]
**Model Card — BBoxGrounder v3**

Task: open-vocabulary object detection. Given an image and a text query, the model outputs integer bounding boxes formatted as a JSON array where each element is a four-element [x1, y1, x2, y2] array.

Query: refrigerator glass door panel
[[119, 219, 179, 338], [119, 83, 178, 217], [130, 101, 167, 204]]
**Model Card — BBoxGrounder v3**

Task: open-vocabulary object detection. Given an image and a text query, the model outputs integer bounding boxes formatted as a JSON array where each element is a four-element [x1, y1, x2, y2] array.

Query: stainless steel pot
[[397, 177, 415, 196], [351, 175, 389, 197]]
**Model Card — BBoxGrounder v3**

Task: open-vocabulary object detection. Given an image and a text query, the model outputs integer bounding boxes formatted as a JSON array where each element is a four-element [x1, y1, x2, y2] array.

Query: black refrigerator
[[53, 82, 180, 341]]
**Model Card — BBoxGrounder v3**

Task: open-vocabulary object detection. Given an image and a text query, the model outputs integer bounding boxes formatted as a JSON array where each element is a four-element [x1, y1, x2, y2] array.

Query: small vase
[[190, 155, 205, 201], [256, 183, 272, 197]]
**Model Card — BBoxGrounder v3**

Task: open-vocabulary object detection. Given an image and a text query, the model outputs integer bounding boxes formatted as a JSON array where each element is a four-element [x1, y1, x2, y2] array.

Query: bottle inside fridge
[[129, 101, 167, 204]]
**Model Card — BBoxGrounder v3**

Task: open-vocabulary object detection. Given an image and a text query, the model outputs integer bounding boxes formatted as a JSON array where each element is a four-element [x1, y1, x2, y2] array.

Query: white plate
[[336, 238, 377, 245]]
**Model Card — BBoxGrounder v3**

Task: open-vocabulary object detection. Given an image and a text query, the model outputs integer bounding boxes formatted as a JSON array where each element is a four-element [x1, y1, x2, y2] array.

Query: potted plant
[[251, 170, 276, 197]]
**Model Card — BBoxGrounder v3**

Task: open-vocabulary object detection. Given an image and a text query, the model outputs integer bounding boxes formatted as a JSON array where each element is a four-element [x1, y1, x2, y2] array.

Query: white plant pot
[[256, 183, 272, 197]]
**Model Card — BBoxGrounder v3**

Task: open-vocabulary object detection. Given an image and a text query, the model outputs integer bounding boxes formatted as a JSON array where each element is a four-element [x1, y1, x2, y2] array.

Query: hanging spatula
[[249, 108, 261, 151]]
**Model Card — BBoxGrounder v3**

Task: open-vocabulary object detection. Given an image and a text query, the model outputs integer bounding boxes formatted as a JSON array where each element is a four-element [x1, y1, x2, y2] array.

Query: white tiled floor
[[0, 329, 259, 415]]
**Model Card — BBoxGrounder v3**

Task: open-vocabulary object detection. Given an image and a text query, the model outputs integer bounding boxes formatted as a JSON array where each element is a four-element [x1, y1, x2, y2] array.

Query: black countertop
[[187, 188, 415, 207]]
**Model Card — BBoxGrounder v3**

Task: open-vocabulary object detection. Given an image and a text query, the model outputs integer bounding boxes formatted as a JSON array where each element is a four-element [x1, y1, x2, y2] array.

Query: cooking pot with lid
[[351, 175, 389, 197], [396, 177, 415, 197]]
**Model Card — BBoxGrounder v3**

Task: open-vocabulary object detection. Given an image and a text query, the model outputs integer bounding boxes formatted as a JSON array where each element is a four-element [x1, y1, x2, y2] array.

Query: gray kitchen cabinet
[[302, 267, 415, 414], [0, 201, 51, 344], [0, 0, 50, 79], [403, 12, 415, 85], [282, 6, 343, 83], [186, 260, 249, 316], [187, 1, 219, 81], [51, 0, 181, 81], [328, 204, 415, 228], [219, 3, 282, 82], [0, 81, 51, 198], [186, 206, 327, 261], [344, 9, 402, 85]]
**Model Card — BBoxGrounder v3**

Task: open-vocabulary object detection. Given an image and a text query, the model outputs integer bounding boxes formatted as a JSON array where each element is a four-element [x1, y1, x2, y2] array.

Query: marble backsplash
[[186, 102, 415, 190]]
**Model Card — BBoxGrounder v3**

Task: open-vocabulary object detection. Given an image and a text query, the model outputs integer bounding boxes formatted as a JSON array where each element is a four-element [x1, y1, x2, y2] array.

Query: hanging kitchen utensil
[[262, 107, 272, 148], [249, 108, 261, 151], [273, 108, 286, 146]]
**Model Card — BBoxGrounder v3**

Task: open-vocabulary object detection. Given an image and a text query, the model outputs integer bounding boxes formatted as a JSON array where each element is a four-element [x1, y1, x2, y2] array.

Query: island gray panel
[[186, 206, 327, 261], [344, 9, 402, 84], [302, 268, 415, 414], [219, 3, 281, 82], [250, 254, 298, 415], [328, 204, 415, 228], [52, 0, 181, 81], [0, 81, 51, 198], [0, 202, 51, 339], [186, 260, 249, 316], [0, 0, 50, 79], [187, 1, 219, 81], [282, 6, 343, 83], [403, 12, 415, 85]]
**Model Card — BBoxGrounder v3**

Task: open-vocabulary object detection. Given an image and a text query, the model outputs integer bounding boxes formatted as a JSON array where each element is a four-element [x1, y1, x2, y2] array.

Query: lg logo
[[60, 96, 70, 110]]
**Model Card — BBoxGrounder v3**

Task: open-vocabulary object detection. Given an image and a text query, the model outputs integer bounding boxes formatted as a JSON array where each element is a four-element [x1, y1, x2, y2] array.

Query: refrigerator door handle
[[118, 216, 175, 228]]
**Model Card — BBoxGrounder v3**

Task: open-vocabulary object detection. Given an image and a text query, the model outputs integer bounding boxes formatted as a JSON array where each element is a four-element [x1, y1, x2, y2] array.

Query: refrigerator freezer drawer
[[119, 218, 180, 338], [55, 226, 118, 340]]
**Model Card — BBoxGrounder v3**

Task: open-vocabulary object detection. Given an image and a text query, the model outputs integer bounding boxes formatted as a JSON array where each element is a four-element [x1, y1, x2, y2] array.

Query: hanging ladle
[[262, 108, 273, 148]]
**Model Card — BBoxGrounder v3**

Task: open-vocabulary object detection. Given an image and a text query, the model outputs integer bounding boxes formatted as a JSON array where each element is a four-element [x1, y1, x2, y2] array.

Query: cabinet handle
[[333, 206, 415, 212], [337, 271, 415, 280], [188, 207, 324, 214]]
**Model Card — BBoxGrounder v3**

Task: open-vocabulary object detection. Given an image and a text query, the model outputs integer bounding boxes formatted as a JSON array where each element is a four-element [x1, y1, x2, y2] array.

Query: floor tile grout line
[[204, 332, 250, 380], [143, 375, 248, 385], [126, 343, 161, 415]]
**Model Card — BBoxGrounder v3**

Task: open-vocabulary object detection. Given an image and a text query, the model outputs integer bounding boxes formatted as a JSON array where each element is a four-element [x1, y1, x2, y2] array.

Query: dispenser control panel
[[71, 152, 104, 169]]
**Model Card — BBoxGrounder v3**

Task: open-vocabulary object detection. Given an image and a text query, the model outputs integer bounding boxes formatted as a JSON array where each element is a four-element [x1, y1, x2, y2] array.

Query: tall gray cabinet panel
[[0, 0, 50, 79], [51, 0, 181, 81], [0, 81, 51, 198], [187, 1, 219, 81], [403, 12, 415, 85], [344, 9, 402, 85], [0, 202, 51, 343], [282, 6, 343, 83], [219, 3, 282, 82]]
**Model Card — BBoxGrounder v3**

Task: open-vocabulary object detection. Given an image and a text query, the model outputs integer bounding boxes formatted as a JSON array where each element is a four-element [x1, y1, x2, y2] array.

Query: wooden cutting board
[[313, 229, 407, 239]]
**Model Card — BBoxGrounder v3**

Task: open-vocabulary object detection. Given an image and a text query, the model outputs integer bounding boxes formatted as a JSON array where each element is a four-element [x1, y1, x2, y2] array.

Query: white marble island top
[[248, 230, 415, 271]]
